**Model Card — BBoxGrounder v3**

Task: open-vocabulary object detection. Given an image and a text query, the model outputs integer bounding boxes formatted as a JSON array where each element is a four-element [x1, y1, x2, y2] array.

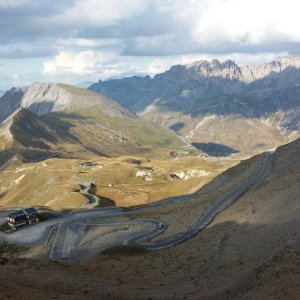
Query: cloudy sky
[[0, 0, 299, 90]]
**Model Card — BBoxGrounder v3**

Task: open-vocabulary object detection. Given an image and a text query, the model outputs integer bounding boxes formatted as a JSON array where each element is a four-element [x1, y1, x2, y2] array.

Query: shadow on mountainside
[[11, 107, 80, 150], [0, 220, 298, 300], [169, 122, 185, 132], [192, 142, 239, 157], [0, 87, 24, 124], [1, 139, 300, 299]]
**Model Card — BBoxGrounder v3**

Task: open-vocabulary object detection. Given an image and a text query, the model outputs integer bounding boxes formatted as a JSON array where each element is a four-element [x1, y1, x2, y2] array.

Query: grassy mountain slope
[[141, 110, 290, 155], [0, 154, 236, 210], [56, 83, 136, 119], [0, 137, 299, 299], [0, 83, 189, 161]]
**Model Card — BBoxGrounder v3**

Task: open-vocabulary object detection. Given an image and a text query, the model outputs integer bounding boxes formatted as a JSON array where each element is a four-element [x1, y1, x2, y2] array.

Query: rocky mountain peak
[[21, 82, 70, 115], [88, 55, 300, 114], [186, 59, 242, 80], [276, 55, 300, 68], [182, 56, 300, 83]]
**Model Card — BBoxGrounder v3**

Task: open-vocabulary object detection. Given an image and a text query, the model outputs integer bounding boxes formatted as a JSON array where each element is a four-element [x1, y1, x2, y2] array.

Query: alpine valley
[[0, 57, 299, 300]]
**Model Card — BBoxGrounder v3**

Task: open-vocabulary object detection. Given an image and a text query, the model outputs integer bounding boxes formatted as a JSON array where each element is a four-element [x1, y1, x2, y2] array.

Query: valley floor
[[0, 152, 237, 210]]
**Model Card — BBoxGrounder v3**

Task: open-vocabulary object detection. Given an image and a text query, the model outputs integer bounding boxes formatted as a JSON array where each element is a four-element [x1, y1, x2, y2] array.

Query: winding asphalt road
[[133, 150, 275, 250], [0, 150, 275, 260]]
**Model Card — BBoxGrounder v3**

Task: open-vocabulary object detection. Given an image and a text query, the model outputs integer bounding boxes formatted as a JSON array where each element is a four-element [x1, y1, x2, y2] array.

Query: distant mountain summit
[[89, 56, 300, 113], [89, 56, 300, 155], [185, 56, 300, 82]]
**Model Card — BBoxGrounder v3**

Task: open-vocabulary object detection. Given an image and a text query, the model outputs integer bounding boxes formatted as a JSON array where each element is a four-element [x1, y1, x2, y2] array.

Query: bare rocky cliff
[[241, 56, 300, 82], [186, 56, 300, 82], [20, 82, 70, 115]]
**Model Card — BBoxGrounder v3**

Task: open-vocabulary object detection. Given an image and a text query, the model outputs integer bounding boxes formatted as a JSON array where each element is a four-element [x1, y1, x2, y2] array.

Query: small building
[[7, 207, 39, 230], [7, 211, 27, 229]]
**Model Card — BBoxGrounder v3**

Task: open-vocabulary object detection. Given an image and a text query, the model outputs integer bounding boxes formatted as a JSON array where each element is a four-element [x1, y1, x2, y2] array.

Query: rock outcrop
[[241, 56, 300, 82], [169, 169, 210, 180], [136, 169, 153, 181]]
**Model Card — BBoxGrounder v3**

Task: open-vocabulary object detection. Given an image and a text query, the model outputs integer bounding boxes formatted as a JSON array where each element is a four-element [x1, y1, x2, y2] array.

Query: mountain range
[[0, 83, 187, 162], [89, 56, 300, 156], [2, 56, 300, 159]]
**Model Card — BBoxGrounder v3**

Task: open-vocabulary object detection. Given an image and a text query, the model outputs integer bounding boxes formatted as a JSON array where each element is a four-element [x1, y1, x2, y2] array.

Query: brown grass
[[0, 154, 237, 210]]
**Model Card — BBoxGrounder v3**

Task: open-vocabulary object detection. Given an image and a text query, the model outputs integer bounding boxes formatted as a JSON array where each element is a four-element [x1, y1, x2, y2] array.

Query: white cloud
[[43, 51, 118, 76], [3, 0, 300, 56], [191, 0, 300, 47], [3, 0, 300, 89], [122, 0, 300, 56]]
